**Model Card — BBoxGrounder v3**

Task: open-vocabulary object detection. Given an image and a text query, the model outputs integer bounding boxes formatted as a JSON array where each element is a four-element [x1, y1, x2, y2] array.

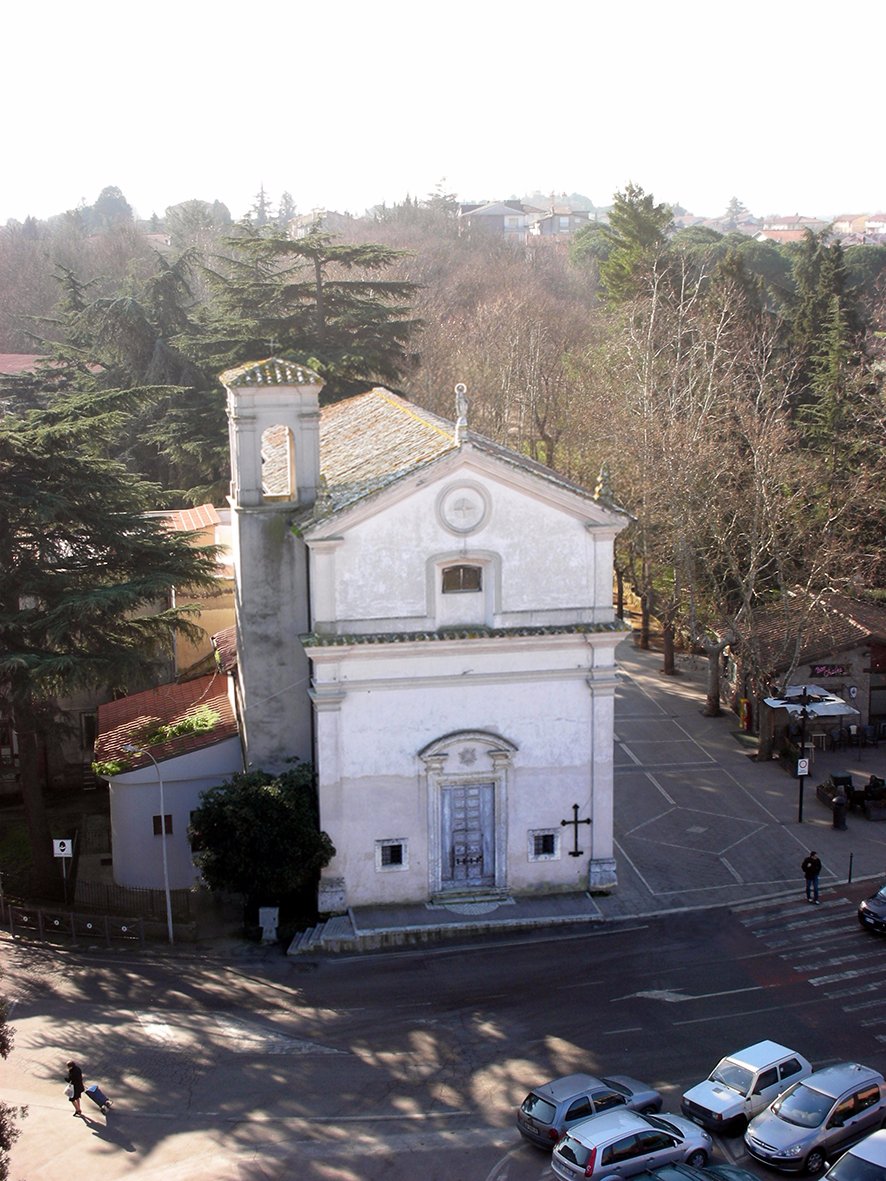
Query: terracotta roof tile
[[95, 674, 237, 771], [750, 594, 886, 672], [0, 353, 43, 375], [212, 626, 238, 673], [162, 504, 221, 532]]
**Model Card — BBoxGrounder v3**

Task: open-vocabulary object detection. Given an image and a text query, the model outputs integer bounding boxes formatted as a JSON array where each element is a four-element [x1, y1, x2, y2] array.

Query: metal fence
[[75, 879, 193, 922], [4, 899, 144, 946]]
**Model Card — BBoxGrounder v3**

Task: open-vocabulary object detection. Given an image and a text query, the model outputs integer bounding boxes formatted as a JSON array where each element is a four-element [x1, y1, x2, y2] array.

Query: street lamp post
[[797, 690, 810, 824], [123, 744, 174, 944]]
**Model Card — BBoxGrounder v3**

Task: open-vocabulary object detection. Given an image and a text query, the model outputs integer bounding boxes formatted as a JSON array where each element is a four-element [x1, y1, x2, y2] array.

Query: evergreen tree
[[798, 295, 867, 480], [197, 225, 418, 398], [598, 183, 673, 303], [0, 396, 219, 897], [4, 260, 229, 502], [90, 185, 133, 229], [248, 184, 273, 227], [276, 191, 297, 227], [789, 231, 861, 392]]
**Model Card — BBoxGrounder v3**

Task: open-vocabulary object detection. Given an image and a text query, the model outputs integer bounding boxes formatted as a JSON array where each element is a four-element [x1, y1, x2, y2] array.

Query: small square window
[[375, 839, 408, 871], [535, 833, 555, 856], [442, 564, 482, 593], [528, 829, 560, 861], [152, 814, 173, 836]]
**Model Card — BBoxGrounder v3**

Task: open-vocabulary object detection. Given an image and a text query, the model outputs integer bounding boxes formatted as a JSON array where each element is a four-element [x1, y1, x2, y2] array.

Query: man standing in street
[[802, 850, 822, 904]]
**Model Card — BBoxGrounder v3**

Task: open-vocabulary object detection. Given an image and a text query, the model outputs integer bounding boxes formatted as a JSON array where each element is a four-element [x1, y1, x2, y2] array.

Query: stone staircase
[[286, 913, 356, 956]]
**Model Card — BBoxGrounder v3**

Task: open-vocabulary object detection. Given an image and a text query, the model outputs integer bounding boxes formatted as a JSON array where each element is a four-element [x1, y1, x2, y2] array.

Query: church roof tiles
[[298, 387, 621, 528]]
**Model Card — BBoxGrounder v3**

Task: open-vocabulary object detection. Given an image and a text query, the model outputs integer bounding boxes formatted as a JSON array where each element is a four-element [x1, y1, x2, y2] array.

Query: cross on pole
[[561, 803, 591, 857]]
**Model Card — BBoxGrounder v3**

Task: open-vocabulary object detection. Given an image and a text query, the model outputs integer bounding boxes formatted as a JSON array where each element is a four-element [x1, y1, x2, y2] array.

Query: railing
[[75, 879, 193, 922], [3, 898, 144, 946]]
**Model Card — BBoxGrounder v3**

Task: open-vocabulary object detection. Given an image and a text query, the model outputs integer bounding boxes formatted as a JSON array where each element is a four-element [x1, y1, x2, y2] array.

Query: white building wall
[[312, 635, 620, 906], [108, 737, 243, 889], [311, 462, 620, 634]]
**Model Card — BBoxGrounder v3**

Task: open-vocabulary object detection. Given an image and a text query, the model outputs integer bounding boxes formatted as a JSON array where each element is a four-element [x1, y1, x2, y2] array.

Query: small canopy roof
[[764, 685, 859, 719]]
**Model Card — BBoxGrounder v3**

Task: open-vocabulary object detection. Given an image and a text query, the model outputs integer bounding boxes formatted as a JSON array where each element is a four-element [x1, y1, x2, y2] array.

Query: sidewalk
[[291, 640, 886, 953]]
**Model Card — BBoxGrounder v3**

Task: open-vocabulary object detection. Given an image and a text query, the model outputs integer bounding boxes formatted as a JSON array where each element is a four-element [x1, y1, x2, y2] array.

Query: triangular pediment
[[295, 388, 627, 536]]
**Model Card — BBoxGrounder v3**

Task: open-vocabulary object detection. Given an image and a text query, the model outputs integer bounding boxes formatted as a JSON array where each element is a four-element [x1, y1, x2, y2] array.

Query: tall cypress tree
[[598, 183, 673, 304]]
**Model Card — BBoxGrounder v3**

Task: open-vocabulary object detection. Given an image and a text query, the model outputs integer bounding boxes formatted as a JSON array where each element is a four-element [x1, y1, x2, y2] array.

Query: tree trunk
[[12, 694, 60, 900], [638, 591, 651, 650], [615, 568, 625, 618], [661, 618, 676, 676], [701, 638, 730, 717]]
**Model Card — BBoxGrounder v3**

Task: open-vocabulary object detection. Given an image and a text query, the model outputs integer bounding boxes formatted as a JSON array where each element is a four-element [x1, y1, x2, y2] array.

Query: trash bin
[[833, 789, 848, 830]]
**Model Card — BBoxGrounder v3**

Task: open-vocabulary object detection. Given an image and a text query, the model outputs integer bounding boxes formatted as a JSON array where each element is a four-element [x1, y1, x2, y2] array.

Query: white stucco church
[[224, 357, 629, 911]]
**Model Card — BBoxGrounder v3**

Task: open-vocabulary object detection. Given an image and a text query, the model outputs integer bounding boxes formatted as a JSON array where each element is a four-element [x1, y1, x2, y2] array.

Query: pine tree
[[598, 183, 673, 303], [196, 225, 418, 398], [0, 398, 219, 897], [3, 260, 229, 502]]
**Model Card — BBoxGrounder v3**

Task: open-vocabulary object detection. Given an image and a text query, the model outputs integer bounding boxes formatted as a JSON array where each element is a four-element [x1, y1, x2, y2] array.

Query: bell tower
[[222, 358, 324, 770]]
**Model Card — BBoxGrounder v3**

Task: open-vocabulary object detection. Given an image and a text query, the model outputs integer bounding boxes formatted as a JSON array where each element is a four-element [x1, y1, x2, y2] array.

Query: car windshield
[[601, 1077, 631, 1097], [710, 1060, 754, 1093], [557, 1134, 591, 1167], [826, 1152, 885, 1181], [521, 1093, 556, 1124], [771, 1084, 833, 1128], [875, 885, 886, 902], [642, 1113, 681, 1137]]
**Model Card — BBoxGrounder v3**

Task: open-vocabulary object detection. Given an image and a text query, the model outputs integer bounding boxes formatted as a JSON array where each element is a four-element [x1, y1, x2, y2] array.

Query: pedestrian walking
[[802, 850, 822, 904], [65, 1059, 84, 1116]]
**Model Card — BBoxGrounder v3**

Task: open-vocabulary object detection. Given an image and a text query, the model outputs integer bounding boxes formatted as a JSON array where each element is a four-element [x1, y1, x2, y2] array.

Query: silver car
[[745, 1064, 886, 1174], [517, 1072, 662, 1149], [551, 1108, 712, 1181], [822, 1129, 886, 1181]]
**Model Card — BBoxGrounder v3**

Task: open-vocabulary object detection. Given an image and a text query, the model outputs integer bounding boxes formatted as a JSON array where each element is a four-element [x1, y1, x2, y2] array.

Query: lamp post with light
[[123, 743, 174, 944]]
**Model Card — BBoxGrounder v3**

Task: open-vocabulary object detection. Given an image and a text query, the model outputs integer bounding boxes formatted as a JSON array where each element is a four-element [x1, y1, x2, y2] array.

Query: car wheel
[[687, 1150, 709, 1168], [805, 1150, 826, 1174]]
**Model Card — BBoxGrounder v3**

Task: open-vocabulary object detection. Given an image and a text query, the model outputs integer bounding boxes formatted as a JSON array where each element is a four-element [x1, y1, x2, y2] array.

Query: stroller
[[84, 1083, 113, 1115]]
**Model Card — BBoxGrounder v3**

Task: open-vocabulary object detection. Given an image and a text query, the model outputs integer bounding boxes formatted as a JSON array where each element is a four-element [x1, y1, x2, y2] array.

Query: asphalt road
[[3, 881, 884, 1181]]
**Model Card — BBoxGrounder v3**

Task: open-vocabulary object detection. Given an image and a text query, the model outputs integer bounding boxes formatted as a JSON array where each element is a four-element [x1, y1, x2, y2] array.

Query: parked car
[[744, 1063, 886, 1173], [628, 1165, 760, 1181], [681, 1041, 812, 1134], [551, 1108, 712, 1181], [822, 1129, 886, 1181], [517, 1072, 662, 1148], [857, 883, 886, 935]]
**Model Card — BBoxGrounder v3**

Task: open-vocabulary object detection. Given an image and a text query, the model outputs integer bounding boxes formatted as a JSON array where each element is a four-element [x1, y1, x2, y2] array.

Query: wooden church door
[[441, 783, 495, 888]]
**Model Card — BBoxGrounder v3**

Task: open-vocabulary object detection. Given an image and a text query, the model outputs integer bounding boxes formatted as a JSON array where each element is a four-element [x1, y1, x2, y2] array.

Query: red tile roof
[[95, 674, 238, 771], [0, 353, 43, 375], [749, 594, 886, 672], [212, 626, 238, 673], [161, 504, 221, 532]]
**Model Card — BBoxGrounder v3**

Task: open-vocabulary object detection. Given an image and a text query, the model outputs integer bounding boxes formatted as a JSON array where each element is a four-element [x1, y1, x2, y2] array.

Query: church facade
[[223, 358, 628, 911]]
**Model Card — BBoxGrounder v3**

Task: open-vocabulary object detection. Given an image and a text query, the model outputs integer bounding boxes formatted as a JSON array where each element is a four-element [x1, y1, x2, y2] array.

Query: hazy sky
[[4, 0, 883, 225]]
